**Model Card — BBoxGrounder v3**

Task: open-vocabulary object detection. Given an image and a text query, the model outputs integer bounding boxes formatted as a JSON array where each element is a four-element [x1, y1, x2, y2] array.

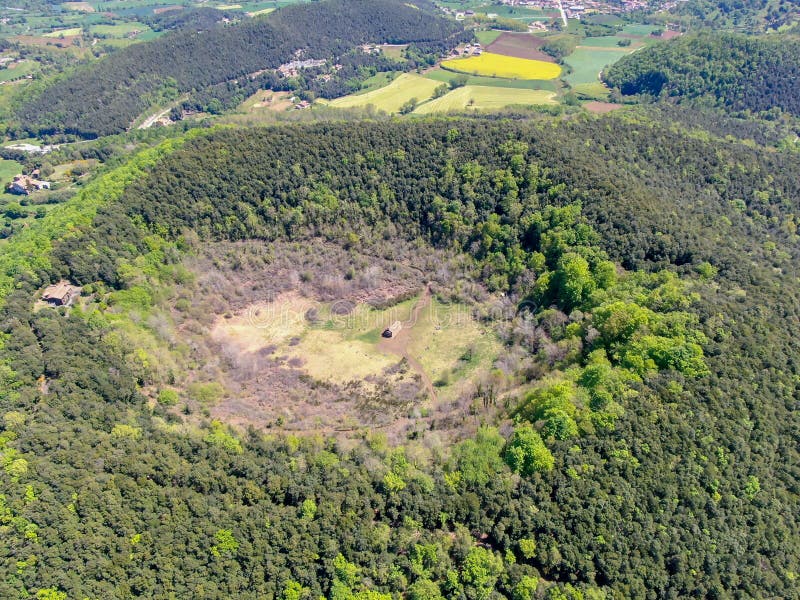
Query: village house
[[41, 281, 80, 307], [7, 173, 51, 195]]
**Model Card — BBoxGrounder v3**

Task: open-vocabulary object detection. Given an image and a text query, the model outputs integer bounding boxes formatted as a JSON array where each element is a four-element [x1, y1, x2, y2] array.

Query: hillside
[[1, 115, 799, 598], [671, 0, 800, 32], [603, 33, 800, 117], [14, 0, 466, 138]]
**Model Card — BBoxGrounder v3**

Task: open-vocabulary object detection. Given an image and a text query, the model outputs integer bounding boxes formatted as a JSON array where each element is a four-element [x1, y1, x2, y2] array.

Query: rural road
[[556, 0, 568, 27]]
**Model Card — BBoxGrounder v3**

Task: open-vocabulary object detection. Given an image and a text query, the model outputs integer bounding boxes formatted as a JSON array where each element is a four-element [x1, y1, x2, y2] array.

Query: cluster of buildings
[[496, 0, 655, 15], [359, 44, 383, 55], [6, 171, 51, 195], [438, 7, 477, 20], [449, 42, 483, 57], [277, 59, 327, 78]]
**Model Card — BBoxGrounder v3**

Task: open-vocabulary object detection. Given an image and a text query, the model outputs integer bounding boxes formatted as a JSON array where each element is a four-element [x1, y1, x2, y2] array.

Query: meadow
[[322, 73, 441, 113], [90, 22, 151, 37], [564, 47, 630, 85], [621, 23, 663, 36], [43, 27, 82, 37], [0, 60, 38, 83], [212, 292, 499, 405], [0, 158, 22, 188], [441, 52, 561, 80], [475, 30, 503, 46], [582, 36, 637, 48], [413, 85, 556, 114]]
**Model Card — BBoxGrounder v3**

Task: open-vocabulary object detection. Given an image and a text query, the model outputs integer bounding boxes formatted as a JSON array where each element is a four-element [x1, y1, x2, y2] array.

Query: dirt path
[[377, 285, 438, 403], [138, 105, 173, 130]]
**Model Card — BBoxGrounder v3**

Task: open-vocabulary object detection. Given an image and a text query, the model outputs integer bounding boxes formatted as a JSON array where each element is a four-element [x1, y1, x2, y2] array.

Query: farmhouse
[[41, 281, 80, 307], [7, 174, 51, 195], [382, 321, 402, 338]]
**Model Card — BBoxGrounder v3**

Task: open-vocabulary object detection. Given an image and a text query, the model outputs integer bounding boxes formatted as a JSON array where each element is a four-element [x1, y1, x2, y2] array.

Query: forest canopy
[[603, 33, 800, 117], [0, 116, 798, 599]]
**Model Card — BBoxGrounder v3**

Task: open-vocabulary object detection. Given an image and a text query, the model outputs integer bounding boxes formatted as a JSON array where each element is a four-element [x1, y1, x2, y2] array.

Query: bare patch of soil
[[377, 285, 437, 402], [486, 33, 555, 62], [584, 101, 623, 114]]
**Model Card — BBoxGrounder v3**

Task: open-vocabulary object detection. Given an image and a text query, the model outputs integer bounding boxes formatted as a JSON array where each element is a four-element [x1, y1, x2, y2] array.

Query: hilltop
[[14, 0, 466, 138]]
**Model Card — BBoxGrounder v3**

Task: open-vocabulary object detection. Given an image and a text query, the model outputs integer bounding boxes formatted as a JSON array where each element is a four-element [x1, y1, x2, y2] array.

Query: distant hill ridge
[[16, 0, 465, 138], [603, 33, 800, 117]]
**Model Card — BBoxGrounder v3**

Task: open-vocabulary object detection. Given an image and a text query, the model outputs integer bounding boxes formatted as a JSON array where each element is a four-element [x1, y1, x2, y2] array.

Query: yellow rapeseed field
[[441, 52, 561, 80]]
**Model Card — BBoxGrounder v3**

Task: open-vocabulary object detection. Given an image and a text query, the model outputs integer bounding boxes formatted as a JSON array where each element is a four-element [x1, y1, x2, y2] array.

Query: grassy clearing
[[322, 73, 440, 113], [380, 44, 407, 60], [90, 22, 150, 36], [213, 293, 498, 395], [62, 1, 94, 11], [564, 47, 630, 85], [441, 52, 561, 80], [43, 28, 82, 37], [572, 81, 611, 100], [238, 89, 293, 113], [352, 71, 399, 95], [620, 23, 662, 36], [0, 60, 38, 83], [414, 85, 556, 114], [582, 36, 634, 48], [0, 159, 22, 186], [247, 7, 274, 15], [424, 68, 557, 90], [475, 30, 503, 45], [487, 5, 554, 19], [51, 159, 98, 181], [406, 299, 500, 391]]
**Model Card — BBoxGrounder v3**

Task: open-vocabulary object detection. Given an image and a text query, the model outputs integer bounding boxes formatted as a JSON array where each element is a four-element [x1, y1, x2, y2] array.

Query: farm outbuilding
[[382, 321, 402, 338], [42, 281, 79, 306]]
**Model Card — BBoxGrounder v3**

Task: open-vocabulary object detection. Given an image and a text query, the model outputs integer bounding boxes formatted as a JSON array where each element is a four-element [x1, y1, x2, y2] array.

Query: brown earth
[[584, 101, 623, 114], [13, 35, 80, 49], [377, 285, 437, 403], [486, 32, 555, 62]]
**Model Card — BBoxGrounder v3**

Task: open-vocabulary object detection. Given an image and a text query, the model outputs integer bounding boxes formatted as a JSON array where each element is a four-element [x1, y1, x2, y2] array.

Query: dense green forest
[[13, 0, 467, 139], [673, 0, 800, 32], [1, 115, 799, 598], [603, 33, 800, 117]]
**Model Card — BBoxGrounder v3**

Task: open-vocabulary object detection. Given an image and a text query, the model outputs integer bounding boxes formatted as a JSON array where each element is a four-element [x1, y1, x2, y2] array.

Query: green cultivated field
[[475, 30, 503, 45], [352, 71, 399, 95], [0, 60, 39, 83], [582, 36, 634, 48], [424, 68, 557, 90], [323, 73, 441, 113], [571, 81, 611, 100], [414, 85, 555, 114], [0, 158, 22, 185], [43, 27, 82, 37], [90, 22, 151, 37], [621, 23, 663, 36], [564, 47, 630, 85]]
